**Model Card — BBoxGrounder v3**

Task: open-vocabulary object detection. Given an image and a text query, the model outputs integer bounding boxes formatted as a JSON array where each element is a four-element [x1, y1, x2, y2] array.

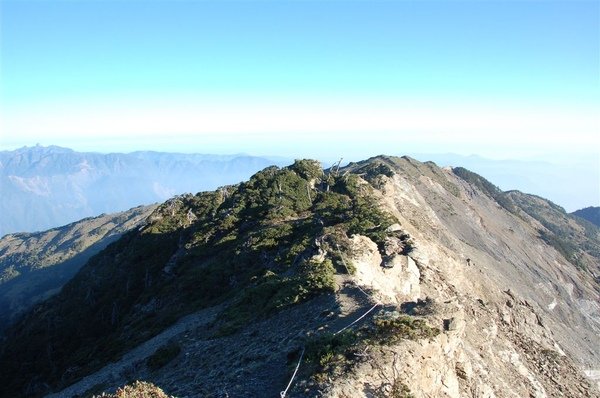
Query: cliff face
[[318, 156, 600, 397], [0, 156, 597, 398]]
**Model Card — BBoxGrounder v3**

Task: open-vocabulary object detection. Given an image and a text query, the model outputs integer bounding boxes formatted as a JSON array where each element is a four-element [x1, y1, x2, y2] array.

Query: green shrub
[[289, 159, 323, 181], [453, 167, 516, 213], [299, 258, 336, 294], [356, 162, 395, 187], [373, 315, 440, 343], [216, 259, 335, 336], [389, 381, 414, 398], [541, 348, 561, 362], [305, 330, 361, 381], [314, 191, 352, 225], [215, 275, 299, 336], [303, 312, 439, 384]]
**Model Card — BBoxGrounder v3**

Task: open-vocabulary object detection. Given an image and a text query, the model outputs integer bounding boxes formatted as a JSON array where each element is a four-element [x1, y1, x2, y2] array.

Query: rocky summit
[[0, 156, 598, 398]]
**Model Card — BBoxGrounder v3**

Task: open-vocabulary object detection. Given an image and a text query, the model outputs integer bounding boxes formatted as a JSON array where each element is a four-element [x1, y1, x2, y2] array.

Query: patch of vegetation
[[289, 159, 323, 181], [146, 342, 181, 371], [349, 161, 395, 189], [572, 206, 600, 228], [423, 161, 461, 198], [372, 314, 440, 343], [538, 229, 585, 270], [387, 380, 415, 398], [319, 225, 357, 274], [508, 192, 599, 270], [302, 312, 439, 384], [301, 258, 336, 294], [335, 174, 395, 245], [93, 381, 171, 398], [216, 259, 335, 336], [304, 330, 362, 383], [540, 348, 561, 363], [314, 191, 352, 225], [400, 297, 436, 316]]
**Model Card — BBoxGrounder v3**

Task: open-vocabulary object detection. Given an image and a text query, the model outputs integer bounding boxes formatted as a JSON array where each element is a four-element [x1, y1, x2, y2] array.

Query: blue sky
[[0, 0, 598, 160]]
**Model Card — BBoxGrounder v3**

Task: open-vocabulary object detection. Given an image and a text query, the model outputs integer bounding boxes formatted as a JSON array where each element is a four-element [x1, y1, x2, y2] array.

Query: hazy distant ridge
[[0, 145, 287, 235]]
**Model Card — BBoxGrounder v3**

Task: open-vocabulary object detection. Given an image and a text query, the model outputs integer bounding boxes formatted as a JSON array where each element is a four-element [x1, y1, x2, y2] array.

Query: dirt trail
[[46, 304, 224, 398], [46, 276, 379, 398]]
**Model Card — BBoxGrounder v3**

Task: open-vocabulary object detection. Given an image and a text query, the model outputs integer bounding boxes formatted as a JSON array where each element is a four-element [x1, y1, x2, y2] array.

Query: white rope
[[278, 246, 381, 396], [280, 346, 305, 398], [333, 244, 382, 335], [334, 303, 380, 335], [277, 301, 380, 396]]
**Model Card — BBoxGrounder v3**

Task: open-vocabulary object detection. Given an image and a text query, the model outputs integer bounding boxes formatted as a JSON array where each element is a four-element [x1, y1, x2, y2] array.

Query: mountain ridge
[[0, 155, 597, 397]]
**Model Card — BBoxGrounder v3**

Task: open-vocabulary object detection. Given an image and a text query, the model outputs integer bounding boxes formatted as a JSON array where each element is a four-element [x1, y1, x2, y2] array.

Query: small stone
[[386, 223, 402, 232]]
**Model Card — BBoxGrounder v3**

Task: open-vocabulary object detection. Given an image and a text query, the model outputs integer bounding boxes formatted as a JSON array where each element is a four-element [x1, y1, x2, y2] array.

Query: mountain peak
[[9, 144, 75, 155]]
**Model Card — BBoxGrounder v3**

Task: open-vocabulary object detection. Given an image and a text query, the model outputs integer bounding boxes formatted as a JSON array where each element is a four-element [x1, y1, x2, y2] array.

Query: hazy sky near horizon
[[0, 0, 598, 161]]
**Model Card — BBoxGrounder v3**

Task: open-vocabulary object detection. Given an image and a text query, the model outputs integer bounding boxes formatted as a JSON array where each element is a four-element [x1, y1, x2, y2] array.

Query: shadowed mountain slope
[[0, 205, 156, 331], [572, 206, 600, 228]]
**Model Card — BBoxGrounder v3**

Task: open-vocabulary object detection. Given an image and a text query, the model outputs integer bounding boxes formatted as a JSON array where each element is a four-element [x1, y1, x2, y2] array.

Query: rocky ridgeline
[[0, 156, 598, 398]]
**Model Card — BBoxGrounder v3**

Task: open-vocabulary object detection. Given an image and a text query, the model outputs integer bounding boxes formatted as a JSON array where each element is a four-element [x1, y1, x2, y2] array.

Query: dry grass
[[94, 381, 173, 398]]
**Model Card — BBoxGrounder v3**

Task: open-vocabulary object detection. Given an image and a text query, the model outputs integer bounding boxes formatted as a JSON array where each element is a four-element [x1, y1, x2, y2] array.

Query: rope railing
[[280, 346, 305, 398], [278, 301, 381, 397], [279, 247, 384, 396], [333, 302, 380, 336]]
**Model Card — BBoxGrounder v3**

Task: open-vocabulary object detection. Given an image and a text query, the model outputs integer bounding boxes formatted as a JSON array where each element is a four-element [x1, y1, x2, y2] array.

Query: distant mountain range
[[0, 145, 288, 236]]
